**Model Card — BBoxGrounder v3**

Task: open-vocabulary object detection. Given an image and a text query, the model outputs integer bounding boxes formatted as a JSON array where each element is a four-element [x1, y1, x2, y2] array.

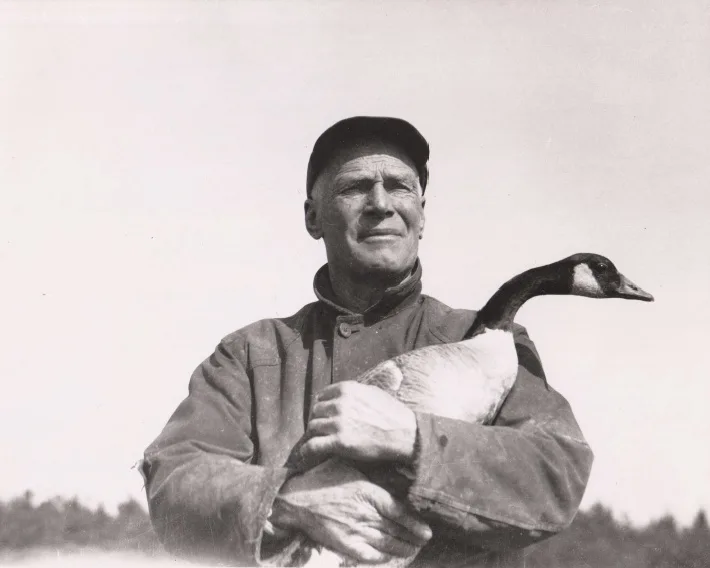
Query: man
[[142, 116, 594, 567]]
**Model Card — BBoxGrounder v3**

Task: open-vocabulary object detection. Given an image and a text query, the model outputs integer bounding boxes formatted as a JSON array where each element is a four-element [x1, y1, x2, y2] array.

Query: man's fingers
[[305, 417, 335, 437], [309, 400, 338, 420], [372, 489, 432, 544], [340, 543, 391, 565], [368, 523, 423, 557], [377, 516, 431, 548], [299, 435, 337, 461], [314, 383, 347, 403], [312, 530, 391, 565]]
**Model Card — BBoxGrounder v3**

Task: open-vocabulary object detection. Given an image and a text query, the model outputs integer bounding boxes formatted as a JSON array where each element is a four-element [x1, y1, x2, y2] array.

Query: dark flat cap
[[306, 116, 430, 197]]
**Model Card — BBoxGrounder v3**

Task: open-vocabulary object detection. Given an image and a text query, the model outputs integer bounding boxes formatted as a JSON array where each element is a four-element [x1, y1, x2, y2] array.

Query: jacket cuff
[[251, 467, 304, 566], [406, 411, 591, 534], [407, 412, 471, 525]]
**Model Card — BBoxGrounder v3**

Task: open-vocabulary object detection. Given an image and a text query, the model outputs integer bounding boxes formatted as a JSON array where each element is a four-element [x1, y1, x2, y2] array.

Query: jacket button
[[338, 322, 352, 338]]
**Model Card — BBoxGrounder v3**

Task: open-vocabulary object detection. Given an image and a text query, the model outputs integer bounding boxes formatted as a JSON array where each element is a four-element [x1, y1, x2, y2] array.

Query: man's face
[[305, 140, 426, 281]]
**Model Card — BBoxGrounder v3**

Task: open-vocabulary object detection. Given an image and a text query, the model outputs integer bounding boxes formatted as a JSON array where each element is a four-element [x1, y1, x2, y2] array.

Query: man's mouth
[[359, 230, 401, 241]]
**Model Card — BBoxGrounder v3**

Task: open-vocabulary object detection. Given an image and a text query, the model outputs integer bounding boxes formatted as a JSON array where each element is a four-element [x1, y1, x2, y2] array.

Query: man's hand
[[297, 382, 418, 466], [271, 458, 431, 564]]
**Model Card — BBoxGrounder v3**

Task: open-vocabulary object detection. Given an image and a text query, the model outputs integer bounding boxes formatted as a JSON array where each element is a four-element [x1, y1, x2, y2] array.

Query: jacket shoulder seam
[[219, 303, 316, 368]]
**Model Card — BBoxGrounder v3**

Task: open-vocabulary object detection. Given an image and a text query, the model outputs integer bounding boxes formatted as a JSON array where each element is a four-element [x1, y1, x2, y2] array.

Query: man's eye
[[338, 183, 366, 194], [385, 181, 414, 192]]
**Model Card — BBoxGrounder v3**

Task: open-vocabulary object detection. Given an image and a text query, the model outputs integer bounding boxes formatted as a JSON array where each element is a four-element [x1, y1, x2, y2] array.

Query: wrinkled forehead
[[314, 138, 420, 192]]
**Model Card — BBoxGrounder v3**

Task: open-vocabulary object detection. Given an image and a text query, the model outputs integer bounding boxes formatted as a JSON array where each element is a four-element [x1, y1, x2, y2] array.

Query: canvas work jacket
[[142, 261, 594, 567]]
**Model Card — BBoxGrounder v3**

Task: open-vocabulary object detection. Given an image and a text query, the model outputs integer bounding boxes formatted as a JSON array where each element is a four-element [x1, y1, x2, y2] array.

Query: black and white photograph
[[1, 1, 708, 567]]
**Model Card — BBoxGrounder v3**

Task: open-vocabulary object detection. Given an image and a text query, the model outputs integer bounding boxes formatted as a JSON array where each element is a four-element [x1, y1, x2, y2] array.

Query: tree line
[[0, 491, 708, 567], [0, 491, 158, 556]]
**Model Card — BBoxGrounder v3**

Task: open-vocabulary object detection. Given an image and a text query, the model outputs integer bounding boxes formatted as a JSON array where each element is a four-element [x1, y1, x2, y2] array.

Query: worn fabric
[[142, 261, 594, 567]]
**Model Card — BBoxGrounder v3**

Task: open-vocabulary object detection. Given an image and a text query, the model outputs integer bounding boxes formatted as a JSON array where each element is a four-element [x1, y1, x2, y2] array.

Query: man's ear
[[304, 199, 322, 240], [418, 196, 426, 239]]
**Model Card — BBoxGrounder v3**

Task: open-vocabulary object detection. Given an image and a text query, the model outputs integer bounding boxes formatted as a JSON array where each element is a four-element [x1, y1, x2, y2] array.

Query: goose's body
[[289, 253, 653, 568], [358, 329, 518, 424]]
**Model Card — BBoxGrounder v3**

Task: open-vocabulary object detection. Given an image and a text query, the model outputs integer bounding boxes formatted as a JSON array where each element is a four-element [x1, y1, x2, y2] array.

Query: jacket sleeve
[[141, 336, 301, 566], [407, 326, 594, 551]]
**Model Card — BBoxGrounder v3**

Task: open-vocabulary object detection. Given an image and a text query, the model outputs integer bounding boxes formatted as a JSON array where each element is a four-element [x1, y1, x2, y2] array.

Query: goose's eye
[[596, 262, 608, 271]]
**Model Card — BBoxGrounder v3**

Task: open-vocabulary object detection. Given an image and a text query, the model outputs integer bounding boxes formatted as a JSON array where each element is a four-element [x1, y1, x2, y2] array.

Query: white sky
[[1, 0, 709, 526]]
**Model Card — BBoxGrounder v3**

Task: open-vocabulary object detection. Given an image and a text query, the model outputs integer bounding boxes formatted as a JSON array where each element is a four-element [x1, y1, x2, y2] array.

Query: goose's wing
[[357, 329, 519, 424]]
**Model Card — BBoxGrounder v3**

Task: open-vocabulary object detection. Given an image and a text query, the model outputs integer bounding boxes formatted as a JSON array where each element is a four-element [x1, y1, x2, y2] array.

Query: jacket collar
[[313, 260, 423, 322]]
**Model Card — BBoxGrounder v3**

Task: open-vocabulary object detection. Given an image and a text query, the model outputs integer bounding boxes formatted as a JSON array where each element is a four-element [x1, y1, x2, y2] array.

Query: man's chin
[[351, 256, 416, 281]]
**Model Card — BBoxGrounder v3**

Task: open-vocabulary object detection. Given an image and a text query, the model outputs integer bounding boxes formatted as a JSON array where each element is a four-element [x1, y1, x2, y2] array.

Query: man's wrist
[[269, 481, 301, 533]]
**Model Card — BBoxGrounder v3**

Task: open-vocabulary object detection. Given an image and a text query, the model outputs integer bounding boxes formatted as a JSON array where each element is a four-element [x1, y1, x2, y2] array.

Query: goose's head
[[562, 253, 654, 302], [466, 252, 654, 337]]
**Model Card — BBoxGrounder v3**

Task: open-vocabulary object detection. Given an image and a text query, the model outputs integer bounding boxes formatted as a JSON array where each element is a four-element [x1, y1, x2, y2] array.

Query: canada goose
[[287, 253, 653, 568]]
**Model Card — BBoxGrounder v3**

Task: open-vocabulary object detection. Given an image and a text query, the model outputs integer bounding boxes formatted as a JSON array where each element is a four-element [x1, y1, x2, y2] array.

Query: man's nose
[[364, 184, 394, 216]]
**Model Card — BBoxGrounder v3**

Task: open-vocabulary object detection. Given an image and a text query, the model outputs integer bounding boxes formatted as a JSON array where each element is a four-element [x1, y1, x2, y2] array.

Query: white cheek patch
[[572, 264, 604, 297]]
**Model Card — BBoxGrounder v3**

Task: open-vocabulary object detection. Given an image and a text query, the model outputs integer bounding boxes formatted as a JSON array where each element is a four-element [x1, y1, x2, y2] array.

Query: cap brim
[[306, 116, 429, 195]]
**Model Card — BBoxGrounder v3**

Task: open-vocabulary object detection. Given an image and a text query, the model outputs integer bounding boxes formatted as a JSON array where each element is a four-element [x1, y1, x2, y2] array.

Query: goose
[[285, 253, 653, 568]]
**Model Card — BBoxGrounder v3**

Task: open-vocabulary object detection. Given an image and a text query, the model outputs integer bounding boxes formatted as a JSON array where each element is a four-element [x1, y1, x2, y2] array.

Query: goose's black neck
[[464, 263, 571, 339]]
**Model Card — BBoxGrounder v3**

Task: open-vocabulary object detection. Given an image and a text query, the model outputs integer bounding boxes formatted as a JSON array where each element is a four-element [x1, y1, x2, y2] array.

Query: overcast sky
[[1, 0, 709, 526]]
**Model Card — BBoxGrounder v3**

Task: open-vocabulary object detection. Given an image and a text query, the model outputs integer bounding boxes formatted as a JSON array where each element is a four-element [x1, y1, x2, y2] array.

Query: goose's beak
[[615, 273, 654, 302]]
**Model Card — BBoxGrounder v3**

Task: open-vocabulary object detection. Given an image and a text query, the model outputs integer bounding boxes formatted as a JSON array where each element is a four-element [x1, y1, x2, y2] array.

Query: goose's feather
[[357, 329, 518, 424]]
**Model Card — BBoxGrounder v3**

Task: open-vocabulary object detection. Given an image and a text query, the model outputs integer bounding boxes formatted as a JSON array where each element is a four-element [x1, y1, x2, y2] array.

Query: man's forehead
[[335, 156, 419, 179], [327, 139, 419, 177]]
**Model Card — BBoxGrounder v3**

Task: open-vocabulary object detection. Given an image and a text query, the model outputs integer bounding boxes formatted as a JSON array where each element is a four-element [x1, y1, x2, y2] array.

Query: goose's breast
[[391, 329, 518, 423]]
